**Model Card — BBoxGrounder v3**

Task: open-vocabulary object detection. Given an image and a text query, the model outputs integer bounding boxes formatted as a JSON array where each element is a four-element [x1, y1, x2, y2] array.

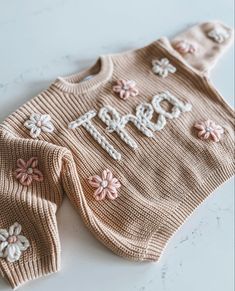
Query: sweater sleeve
[[0, 126, 68, 289], [170, 21, 234, 74]]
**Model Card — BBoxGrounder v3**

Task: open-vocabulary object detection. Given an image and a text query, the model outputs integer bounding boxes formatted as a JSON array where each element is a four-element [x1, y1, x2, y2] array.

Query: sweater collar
[[53, 55, 113, 94]]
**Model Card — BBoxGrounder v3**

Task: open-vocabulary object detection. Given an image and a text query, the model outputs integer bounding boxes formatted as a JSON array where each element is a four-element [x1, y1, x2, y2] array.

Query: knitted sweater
[[0, 21, 234, 289]]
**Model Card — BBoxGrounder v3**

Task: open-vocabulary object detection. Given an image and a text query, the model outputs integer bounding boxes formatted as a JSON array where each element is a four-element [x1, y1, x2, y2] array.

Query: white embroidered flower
[[0, 222, 30, 263], [24, 113, 54, 138], [207, 28, 230, 44], [152, 58, 176, 78]]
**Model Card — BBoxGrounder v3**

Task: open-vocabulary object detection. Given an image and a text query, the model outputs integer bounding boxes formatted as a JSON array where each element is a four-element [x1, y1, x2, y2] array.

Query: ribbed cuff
[[0, 254, 60, 289], [144, 162, 234, 261]]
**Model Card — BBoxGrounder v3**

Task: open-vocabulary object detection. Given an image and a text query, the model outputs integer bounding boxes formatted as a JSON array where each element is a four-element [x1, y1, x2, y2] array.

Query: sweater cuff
[[170, 21, 234, 74], [0, 254, 60, 289]]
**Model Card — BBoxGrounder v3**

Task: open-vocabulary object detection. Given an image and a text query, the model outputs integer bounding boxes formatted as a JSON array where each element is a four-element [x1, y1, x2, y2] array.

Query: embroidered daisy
[[207, 28, 230, 44], [194, 119, 224, 142], [24, 113, 54, 138], [14, 157, 43, 186], [112, 79, 139, 100], [88, 169, 121, 201], [152, 58, 176, 78], [174, 40, 196, 54], [0, 222, 30, 262]]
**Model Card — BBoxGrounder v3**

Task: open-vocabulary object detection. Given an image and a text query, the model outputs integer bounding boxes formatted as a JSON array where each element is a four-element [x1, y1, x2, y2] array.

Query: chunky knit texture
[[0, 21, 234, 289]]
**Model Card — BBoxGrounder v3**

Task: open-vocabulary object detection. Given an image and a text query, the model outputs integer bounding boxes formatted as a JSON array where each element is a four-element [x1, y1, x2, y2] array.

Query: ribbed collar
[[51, 38, 180, 95], [52, 55, 113, 94]]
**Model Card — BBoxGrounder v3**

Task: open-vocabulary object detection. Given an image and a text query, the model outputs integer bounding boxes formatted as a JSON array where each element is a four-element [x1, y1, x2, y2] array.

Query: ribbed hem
[[0, 254, 60, 289], [144, 162, 234, 261]]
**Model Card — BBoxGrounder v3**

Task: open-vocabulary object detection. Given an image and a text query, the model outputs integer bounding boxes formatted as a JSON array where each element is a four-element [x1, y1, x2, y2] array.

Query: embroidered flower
[[174, 40, 196, 54], [24, 113, 54, 138], [207, 28, 230, 44], [152, 58, 176, 78], [112, 79, 139, 100], [0, 222, 30, 262], [88, 169, 121, 201], [194, 120, 224, 142], [14, 157, 43, 186]]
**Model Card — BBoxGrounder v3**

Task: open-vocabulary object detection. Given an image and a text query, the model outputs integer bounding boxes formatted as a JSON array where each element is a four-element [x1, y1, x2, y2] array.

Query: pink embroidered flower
[[88, 169, 121, 201], [174, 40, 196, 54], [194, 120, 224, 142], [14, 157, 44, 186], [112, 79, 139, 100]]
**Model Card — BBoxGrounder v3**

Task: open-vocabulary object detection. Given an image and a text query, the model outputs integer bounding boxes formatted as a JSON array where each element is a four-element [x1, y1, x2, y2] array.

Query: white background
[[0, 1, 234, 290]]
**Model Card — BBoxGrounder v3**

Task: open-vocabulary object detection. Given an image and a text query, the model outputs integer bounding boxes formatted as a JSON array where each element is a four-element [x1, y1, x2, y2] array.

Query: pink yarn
[[174, 40, 196, 54], [14, 157, 44, 186], [112, 79, 139, 100], [194, 119, 224, 142], [88, 169, 121, 201]]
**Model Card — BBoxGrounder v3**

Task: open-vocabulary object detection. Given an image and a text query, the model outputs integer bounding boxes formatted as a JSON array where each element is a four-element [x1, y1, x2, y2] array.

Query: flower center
[[123, 85, 129, 91], [162, 64, 168, 69], [100, 180, 108, 188], [27, 167, 33, 174], [8, 235, 18, 244], [205, 127, 212, 132], [37, 120, 42, 127], [180, 42, 187, 48]]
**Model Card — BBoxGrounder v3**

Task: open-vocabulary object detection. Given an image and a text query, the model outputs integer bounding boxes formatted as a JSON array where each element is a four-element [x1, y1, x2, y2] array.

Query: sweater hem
[[0, 254, 61, 289], [143, 162, 234, 261]]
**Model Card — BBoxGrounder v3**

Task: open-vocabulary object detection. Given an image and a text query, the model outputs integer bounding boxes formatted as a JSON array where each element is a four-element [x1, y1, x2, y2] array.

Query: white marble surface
[[0, 1, 234, 290]]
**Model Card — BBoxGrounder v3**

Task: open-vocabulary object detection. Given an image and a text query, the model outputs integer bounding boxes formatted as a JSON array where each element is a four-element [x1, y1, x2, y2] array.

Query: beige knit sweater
[[0, 21, 234, 289]]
